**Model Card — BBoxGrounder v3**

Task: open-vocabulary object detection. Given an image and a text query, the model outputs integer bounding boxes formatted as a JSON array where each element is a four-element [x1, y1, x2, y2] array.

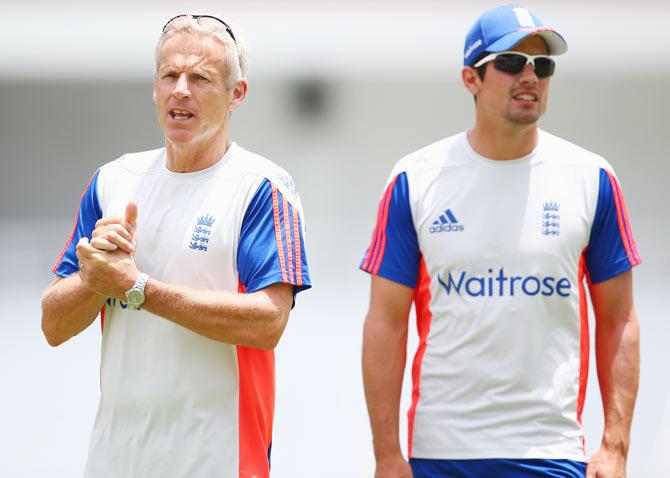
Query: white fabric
[[84, 144, 303, 478], [398, 131, 612, 461]]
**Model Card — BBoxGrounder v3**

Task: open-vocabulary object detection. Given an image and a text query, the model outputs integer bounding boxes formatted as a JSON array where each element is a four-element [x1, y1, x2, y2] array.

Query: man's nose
[[172, 73, 191, 99], [518, 62, 539, 84]]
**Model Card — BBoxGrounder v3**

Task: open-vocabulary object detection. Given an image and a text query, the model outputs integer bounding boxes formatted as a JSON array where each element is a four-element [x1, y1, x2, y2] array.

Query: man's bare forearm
[[363, 311, 408, 462], [140, 279, 293, 350], [362, 276, 414, 474], [41, 275, 107, 346], [586, 270, 640, 477], [595, 307, 640, 454]]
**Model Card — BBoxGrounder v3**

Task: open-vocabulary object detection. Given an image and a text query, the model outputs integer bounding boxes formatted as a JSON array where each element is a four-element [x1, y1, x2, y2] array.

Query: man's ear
[[462, 66, 482, 97], [228, 79, 248, 111]]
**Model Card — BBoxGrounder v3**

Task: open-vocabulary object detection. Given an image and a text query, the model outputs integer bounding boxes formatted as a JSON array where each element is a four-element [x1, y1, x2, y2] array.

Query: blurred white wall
[[1, 1, 668, 477]]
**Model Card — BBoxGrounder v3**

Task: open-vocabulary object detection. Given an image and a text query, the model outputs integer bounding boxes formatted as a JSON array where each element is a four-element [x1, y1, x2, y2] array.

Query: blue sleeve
[[237, 179, 311, 295], [585, 168, 642, 283], [52, 170, 103, 277], [360, 172, 420, 288]]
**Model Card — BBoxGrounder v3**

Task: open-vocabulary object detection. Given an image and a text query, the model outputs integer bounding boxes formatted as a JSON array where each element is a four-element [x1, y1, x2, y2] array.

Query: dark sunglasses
[[162, 14, 237, 45], [474, 51, 555, 78]]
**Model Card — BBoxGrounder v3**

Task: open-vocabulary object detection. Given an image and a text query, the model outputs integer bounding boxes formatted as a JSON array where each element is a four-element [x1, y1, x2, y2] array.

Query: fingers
[[91, 223, 135, 253], [90, 237, 121, 252], [95, 216, 125, 228], [76, 236, 91, 250], [76, 237, 97, 258], [95, 201, 139, 239]]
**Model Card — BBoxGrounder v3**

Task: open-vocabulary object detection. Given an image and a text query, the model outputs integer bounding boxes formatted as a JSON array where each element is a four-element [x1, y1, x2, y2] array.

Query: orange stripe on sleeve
[[612, 176, 641, 264], [292, 207, 303, 286], [271, 185, 288, 283], [371, 176, 399, 273], [282, 196, 295, 283], [605, 172, 636, 266], [362, 181, 393, 270], [364, 176, 398, 272]]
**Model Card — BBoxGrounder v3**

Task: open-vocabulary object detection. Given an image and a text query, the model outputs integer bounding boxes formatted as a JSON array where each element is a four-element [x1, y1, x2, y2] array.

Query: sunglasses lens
[[492, 54, 555, 78], [533, 57, 555, 78], [493, 54, 527, 74]]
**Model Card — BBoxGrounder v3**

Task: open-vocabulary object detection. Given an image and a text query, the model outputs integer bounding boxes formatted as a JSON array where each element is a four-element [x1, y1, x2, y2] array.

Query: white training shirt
[[53, 143, 311, 478], [361, 130, 641, 461]]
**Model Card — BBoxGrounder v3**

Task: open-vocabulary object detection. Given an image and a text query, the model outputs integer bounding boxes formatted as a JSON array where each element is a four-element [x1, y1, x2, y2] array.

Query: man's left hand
[[76, 237, 139, 300], [586, 446, 627, 478]]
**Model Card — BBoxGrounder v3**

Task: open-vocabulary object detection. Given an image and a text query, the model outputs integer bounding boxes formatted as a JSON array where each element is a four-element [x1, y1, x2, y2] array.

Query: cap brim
[[487, 28, 568, 55]]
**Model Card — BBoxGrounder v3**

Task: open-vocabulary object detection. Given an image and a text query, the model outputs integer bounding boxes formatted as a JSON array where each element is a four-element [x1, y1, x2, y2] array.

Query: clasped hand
[[76, 202, 140, 300]]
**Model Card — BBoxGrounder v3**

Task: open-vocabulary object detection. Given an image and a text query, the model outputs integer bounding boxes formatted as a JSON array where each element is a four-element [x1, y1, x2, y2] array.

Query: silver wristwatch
[[124, 273, 150, 310]]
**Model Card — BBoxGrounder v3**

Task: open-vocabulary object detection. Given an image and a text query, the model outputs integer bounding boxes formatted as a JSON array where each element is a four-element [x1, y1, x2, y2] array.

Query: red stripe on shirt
[[282, 196, 295, 283], [237, 280, 274, 478], [371, 175, 399, 273], [362, 177, 395, 270], [407, 255, 432, 458], [608, 172, 641, 265], [576, 248, 590, 453], [292, 207, 303, 286], [605, 171, 636, 266], [363, 175, 399, 273], [271, 186, 288, 283], [361, 196, 385, 271]]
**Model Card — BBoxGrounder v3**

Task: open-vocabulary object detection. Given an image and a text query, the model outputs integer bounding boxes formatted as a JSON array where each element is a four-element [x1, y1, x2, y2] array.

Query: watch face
[[127, 289, 144, 307]]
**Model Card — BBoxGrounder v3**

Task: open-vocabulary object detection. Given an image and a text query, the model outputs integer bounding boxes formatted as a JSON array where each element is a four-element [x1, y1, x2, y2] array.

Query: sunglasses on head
[[474, 51, 555, 78], [162, 14, 237, 45]]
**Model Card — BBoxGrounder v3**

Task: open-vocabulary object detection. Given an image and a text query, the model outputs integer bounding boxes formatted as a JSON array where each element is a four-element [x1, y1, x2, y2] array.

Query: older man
[[361, 4, 640, 478], [41, 15, 310, 478]]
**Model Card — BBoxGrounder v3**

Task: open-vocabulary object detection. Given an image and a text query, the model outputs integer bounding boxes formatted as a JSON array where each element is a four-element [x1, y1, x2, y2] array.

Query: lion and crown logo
[[190, 214, 215, 251], [541, 201, 560, 236]]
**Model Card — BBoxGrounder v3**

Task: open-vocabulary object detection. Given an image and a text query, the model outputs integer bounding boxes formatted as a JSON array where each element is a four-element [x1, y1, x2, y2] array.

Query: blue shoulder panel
[[238, 179, 311, 295], [585, 168, 641, 283], [52, 170, 103, 277], [360, 172, 420, 288]]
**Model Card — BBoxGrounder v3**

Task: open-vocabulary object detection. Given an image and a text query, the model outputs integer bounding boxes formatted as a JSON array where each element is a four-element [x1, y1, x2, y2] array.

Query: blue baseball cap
[[463, 4, 567, 66]]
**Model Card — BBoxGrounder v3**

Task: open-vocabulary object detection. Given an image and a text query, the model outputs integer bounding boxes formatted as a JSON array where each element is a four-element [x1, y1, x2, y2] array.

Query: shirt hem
[[410, 449, 587, 461]]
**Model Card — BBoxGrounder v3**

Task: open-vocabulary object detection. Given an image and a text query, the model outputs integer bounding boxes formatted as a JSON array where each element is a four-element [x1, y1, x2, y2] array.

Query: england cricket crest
[[541, 201, 560, 236], [190, 213, 215, 251]]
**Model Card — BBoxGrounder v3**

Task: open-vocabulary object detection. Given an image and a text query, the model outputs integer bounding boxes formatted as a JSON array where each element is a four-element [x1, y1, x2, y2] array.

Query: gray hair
[[154, 15, 249, 89]]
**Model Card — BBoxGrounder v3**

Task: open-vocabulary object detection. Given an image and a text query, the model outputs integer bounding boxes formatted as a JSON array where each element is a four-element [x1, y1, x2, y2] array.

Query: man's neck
[[165, 134, 230, 173], [467, 119, 539, 161]]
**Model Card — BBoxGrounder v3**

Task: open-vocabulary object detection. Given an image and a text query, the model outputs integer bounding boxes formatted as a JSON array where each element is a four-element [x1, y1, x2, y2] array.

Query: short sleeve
[[360, 172, 420, 288], [52, 170, 103, 277], [585, 168, 642, 283], [237, 179, 311, 295]]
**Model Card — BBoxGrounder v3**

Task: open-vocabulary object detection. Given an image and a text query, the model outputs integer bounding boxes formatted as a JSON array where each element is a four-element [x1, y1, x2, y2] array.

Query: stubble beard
[[506, 104, 542, 125]]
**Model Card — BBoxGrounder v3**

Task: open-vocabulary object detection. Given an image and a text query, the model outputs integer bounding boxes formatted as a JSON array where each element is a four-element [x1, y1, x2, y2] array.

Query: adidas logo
[[429, 209, 464, 233]]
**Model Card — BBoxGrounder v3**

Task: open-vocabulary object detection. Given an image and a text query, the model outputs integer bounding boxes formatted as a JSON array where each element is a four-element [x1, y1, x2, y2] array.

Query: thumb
[[124, 201, 138, 233]]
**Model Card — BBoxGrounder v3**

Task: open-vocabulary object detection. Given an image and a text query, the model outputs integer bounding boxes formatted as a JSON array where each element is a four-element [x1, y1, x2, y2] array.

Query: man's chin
[[507, 104, 545, 125], [166, 130, 195, 144], [508, 112, 541, 125]]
